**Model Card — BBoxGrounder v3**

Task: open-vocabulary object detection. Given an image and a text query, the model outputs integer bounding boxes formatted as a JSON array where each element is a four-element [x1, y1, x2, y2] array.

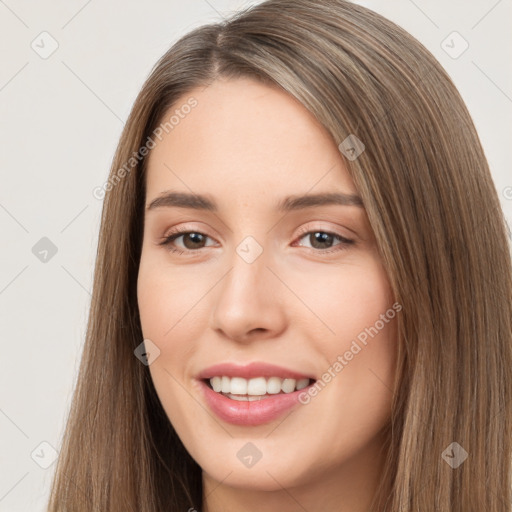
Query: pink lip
[[196, 362, 317, 426], [197, 379, 315, 426], [196, 361, 315, 380]]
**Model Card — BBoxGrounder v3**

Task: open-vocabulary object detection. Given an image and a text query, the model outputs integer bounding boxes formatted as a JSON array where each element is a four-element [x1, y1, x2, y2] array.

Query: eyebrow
[[146, 190, 364, 212]]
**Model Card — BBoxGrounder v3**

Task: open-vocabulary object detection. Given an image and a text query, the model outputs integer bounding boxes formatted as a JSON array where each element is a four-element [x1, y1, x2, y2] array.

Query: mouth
[[202, 376, 316, 401], [196, 361, 318, 424], [197, 375, 318, 426]]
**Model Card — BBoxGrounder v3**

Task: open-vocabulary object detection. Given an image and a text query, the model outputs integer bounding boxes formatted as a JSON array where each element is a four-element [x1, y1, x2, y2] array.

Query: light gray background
[[0, 0, 510, 510]]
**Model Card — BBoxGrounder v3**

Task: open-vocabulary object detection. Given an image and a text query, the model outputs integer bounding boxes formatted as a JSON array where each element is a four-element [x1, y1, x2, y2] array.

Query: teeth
[[231, 377, 247, 395], [226, 393, 266, 401], [208, 376, 311, 396], [247, 377, 267, 395], [211, 376, 222, 392], [267, 376, 282, 394], [221, 376, 230, 393], [296, 378, 310, 390], [282, 378, 296, 393]]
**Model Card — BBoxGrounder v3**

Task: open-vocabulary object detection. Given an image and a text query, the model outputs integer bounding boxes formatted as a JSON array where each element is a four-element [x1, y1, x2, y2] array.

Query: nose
[[210, 240, 287, 344]]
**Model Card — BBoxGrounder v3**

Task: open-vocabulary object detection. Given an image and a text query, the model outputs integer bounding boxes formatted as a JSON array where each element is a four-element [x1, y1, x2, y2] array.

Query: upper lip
[[197, 362, 316, 381]]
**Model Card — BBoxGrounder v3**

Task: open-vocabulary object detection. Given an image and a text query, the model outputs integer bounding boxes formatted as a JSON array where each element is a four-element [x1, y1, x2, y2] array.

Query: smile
[[206, 376, 312, 398]]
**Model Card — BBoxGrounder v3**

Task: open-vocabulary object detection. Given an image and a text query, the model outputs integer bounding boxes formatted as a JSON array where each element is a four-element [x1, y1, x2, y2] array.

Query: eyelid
[[294, 222, 354, 242], [160, 221, 354, 241], [160, 224, 220, 244]]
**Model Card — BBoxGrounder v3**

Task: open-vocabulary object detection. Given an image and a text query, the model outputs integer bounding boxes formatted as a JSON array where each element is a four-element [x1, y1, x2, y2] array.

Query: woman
[[47, 0, 512, 510]]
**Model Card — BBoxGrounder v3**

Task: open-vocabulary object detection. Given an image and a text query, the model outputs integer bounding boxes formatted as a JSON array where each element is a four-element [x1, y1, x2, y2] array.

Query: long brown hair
[[46, 0, 512, 510]]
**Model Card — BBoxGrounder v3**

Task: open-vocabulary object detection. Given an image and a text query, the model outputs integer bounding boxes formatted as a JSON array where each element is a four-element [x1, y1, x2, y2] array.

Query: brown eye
[[295, 229, 354, 254], [305, 232, 336, 250], [178, 232, 207, 249], [158, 229, 216, 254]]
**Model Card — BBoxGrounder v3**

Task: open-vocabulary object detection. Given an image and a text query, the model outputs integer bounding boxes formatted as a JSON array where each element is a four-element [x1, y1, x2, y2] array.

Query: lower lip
[[198, 379, 313, 426]]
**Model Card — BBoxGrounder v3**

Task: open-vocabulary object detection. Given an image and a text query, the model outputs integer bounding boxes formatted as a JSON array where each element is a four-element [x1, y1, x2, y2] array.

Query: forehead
[[145, 77, 358, 203]]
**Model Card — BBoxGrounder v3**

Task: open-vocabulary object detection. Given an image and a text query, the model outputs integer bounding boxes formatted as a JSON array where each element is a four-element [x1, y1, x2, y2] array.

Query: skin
[[137, 76, 398, 512]]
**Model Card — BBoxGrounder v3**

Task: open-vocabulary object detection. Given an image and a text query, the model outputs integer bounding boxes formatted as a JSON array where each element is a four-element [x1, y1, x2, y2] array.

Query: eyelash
[[157, 225, 355, 257]]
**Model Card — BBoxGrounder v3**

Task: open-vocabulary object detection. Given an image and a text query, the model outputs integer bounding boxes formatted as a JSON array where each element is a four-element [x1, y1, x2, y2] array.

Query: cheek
[[137, 253, 207, 339], [330, 267, 394, 344], [137, 255, 206, 432], [291, 258, 398, 406], [289, 256, 395, 345], [136, 253, 206, 402]]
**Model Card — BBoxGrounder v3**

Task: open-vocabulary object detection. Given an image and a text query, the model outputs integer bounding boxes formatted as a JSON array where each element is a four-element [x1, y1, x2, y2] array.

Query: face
[[137, 77, 398, 495]]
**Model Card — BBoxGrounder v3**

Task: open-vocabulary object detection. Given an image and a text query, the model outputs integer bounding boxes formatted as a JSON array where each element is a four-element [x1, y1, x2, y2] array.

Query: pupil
[[184, 233, 204, 249], [312, 232, 332, 248]]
